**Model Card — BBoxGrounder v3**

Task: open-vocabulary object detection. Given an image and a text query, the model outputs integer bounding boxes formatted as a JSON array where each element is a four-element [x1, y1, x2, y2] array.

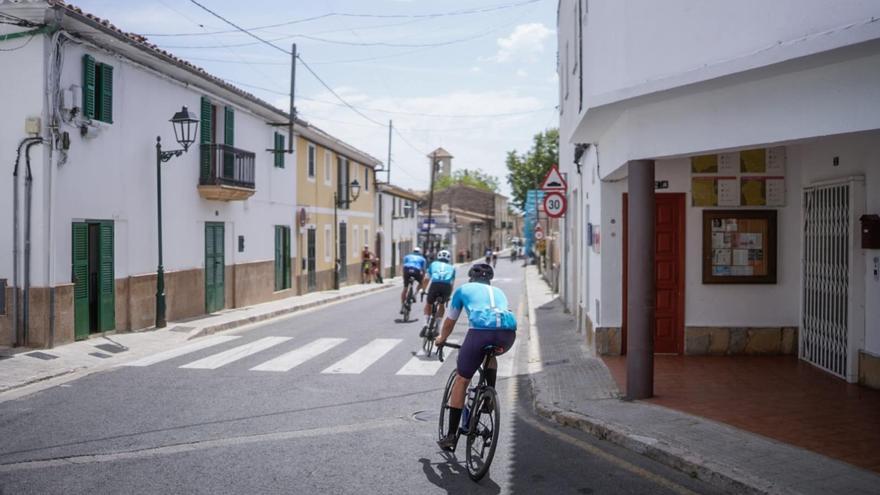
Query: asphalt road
[[0, 260, 723, 494]]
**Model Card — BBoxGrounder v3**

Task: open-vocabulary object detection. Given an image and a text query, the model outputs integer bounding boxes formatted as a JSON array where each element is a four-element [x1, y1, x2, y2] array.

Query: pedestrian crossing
[[122, 335, 517, 378]]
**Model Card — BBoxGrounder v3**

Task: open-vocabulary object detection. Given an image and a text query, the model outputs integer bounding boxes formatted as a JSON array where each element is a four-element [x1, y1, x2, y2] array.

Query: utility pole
[[386, 120, 392, 184], [424, 150, 437, 254], [288, 43, 296, 153]]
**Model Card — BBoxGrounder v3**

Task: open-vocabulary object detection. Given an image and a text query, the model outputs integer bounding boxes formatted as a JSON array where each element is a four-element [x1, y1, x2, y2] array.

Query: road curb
[[186, 283, 394, 340], [522, 272, 792, 495]]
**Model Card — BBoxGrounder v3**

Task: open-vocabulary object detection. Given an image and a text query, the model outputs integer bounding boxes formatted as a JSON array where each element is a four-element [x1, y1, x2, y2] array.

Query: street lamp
[[155, 106, 199, 328], [333, 178, 361, 290]]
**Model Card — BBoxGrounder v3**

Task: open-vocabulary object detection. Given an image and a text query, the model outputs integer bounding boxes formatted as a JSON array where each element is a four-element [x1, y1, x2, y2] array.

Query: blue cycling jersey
[[448, 282, 517, 331], [402, 253, 426, 271], [427, 261, 456, 284]]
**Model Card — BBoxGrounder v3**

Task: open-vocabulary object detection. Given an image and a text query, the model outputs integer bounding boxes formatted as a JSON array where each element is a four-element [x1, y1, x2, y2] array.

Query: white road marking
[[250, 338, 346, 372], [496, 340, 518, 377], [396, 351, 454, 376], [180, 337, 291, 369], [122, 336, 242, 367], [321, 338, 401, 374]]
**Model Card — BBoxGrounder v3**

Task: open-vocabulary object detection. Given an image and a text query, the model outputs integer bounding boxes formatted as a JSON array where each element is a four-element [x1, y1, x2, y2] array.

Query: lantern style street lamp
[[155, 106, 199, 328], [333, 178, 361, 290]]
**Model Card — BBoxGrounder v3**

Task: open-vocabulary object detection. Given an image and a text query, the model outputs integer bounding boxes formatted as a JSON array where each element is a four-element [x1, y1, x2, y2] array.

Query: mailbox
[[861, 214, 880, 249]]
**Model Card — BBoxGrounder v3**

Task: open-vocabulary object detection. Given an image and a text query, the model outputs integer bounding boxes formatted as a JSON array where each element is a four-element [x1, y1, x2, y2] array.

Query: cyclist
[[434, 262, 517, 451], [419, 250, 456, 337], [400, 247, 427, 312]]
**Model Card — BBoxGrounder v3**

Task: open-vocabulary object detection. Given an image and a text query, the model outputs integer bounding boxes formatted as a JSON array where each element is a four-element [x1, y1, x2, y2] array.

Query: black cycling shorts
[[403, 267, 423, 286], [426, 282, 452, 306]]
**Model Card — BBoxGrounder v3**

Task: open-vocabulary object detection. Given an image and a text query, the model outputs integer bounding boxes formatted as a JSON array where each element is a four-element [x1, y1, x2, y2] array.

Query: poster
[[713, 249, 732, 265], [740, 149, 767, 173], [767, 147, 786, 174], [766, 177, 785, 206], [717, 177, 740, 206], [718, 153, 739, 175], [741, 177, 766, 206], [732, 249, 750, 266], [691, 154, 718, 173], [692, 177, 717, 207]]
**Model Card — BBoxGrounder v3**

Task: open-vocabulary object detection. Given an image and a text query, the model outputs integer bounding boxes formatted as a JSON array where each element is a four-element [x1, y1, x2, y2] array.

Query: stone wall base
[[859, 351, 880, 390], [596, 327, 622, 356], [685, 327, 798, 355]]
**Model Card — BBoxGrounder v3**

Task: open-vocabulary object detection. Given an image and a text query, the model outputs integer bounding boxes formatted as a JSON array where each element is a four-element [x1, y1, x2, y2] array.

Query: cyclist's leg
[[483, 331, 516, 388]]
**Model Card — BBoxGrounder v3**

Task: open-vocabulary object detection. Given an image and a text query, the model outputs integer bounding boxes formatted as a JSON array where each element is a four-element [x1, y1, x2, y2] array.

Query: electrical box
[[25, 117, 41, 135], [861, 214, 880, 249]]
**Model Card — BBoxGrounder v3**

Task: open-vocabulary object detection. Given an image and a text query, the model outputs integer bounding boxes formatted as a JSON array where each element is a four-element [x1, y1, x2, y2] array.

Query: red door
[[623, 193, 686, 354]]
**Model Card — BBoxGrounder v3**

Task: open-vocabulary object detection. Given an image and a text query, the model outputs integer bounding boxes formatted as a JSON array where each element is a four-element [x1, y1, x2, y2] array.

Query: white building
[[376, 184, 419, 278], [1, 1, 298, 347], [557, 0, 880, 388]]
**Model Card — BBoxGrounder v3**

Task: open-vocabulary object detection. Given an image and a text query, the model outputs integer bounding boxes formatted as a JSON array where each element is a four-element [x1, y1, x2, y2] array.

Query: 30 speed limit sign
[[543, 192, 567, 218]]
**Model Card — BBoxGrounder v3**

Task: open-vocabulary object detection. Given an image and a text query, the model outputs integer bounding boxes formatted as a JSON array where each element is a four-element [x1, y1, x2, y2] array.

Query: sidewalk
[[0, 280, 394, 398], [523, 266, 880, 495]]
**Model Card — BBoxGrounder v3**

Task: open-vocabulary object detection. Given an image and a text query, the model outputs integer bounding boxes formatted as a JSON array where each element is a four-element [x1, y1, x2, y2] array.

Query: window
[[274, 133, 285, 168], [307, 144, 316, 178], [0, 278, 6, 315], [352, 225, 360, 256], [337, 156, 351, 209], [364, 227, 370, 252], [324, 225, 331, 261], [274, 226, 291, 291], [82, 55, 113, 123], [323, 151, 332, 185], [378, 194, 383, 226], [364, 167, 369, 191]]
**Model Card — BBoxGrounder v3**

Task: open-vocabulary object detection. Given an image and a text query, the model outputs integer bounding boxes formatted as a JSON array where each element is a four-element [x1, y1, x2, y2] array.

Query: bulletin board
[[702, 210, 777, 284]]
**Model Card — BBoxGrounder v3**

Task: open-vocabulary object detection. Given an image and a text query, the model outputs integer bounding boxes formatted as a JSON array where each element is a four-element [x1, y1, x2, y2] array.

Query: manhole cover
[[94, 343, 127, 354], [543, 358, 570, 367], [169, 326, 196, 333], [89, 352, 113, 359], [25, 352, 58, 360], [411, 410, 433, 423]]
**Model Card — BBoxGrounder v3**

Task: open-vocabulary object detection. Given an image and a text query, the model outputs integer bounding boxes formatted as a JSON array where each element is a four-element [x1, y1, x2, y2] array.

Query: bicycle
[[420, 293, 447, 356], [400, 279, 416, 322], [436, 342, 502, 481]]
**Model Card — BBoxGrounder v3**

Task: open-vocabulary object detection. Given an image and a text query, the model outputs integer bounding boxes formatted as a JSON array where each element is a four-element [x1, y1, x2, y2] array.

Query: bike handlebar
[[436, 342, 461, 362]]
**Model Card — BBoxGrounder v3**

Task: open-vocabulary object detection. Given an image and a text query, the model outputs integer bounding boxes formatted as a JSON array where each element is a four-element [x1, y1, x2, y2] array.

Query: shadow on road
[[419, 455, 501, 494]]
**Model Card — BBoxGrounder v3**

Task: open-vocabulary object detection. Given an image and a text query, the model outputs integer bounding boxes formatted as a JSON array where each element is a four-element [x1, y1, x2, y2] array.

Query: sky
[[72, 0, 559, 196]]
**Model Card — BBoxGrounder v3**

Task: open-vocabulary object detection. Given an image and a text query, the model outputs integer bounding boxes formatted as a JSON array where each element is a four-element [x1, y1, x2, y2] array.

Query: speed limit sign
[[543, 192, 567, 218]]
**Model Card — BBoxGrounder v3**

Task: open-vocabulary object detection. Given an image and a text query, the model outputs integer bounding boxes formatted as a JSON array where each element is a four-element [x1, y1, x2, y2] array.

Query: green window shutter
[[97, 63, 113, 123], [82, 55, 96, 119], [72, 223, 90, 339], [283, 227, 291, 289], [98, 221, 116, 331], [274, 226, 283, 291], [224, 106, 234, 146], [274, 133, 285, 168], [200, 96, 212, 181]]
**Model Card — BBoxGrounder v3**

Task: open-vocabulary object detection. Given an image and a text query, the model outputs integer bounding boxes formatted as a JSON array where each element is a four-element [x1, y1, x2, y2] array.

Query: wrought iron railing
[[199, 143, 255, 189]]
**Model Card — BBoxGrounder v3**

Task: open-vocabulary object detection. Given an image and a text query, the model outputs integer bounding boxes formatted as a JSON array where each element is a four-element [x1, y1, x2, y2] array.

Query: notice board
[[702, 209, 777, 284]]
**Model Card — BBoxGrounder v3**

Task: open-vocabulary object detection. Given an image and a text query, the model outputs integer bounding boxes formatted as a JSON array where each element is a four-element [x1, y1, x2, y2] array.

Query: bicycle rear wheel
[[438, 370, 457, 442], [422, 316, 436, 354], [465, 387, 500, 481], [403, 286, 412, 321]]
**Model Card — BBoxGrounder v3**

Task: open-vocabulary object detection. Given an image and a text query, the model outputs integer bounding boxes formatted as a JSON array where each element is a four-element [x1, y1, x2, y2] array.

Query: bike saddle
[[481, 344, 505, 356]]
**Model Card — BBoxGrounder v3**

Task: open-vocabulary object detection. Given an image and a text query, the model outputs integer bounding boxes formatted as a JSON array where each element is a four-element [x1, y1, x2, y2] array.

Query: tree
[[435, 168, 500, 193], [505, 128, 559, 209]]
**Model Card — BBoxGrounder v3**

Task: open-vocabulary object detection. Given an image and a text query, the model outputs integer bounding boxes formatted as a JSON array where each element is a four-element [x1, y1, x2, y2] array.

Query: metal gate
[[801, 178, 864, 381]]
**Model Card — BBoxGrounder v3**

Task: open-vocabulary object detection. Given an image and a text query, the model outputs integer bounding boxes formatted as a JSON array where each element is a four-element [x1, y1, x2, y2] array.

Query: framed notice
[[703, 209, 777, 284]]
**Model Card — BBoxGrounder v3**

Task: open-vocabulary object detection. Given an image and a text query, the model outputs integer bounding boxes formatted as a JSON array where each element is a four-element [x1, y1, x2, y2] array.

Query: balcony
[[198, 143, 256, 201]]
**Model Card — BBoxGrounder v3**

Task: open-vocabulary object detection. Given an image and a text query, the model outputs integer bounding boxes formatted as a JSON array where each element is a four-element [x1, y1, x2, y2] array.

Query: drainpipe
[[11, 137, 42, 347], [23, 139, 43, 346]]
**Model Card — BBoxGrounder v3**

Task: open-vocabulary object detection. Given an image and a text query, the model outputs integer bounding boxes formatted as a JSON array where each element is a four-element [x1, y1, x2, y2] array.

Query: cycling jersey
[[426, 261, 456, 284], [447, 282, 517, 331], [402, 253, 427, 271]]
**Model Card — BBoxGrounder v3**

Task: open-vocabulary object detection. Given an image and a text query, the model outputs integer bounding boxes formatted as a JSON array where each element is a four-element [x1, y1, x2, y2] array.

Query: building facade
[[376, 184, 419, 279], [557, 0, 880, 388]]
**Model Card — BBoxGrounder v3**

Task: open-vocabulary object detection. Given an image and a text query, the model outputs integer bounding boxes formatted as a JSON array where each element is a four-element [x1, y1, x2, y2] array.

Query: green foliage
[[505, 128, 559, 209], [435, 168, 500, 193]]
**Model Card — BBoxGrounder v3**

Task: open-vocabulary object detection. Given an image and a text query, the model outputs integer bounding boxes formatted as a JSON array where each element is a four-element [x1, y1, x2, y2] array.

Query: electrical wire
[[0, 32, 37, 51], [144, 0, 543, 37]]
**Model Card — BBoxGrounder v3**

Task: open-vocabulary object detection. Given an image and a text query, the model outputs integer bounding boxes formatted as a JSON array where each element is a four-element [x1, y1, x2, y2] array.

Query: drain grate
[[543, 358, 570, 367], [94, 343, 127, 354], [25, 351, 58, 360], [169, 326, 196, 333], [88, 352, 113, 359]]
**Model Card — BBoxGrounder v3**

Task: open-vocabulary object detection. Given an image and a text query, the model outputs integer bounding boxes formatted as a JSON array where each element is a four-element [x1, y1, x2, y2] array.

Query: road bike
[[420, 293, 447, 355], [437, 342, 502, 481], [400, 279, 416, 322]]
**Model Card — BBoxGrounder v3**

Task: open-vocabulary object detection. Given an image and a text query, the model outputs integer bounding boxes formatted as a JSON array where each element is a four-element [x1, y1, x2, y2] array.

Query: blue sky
[[74, 0, 559, 195]]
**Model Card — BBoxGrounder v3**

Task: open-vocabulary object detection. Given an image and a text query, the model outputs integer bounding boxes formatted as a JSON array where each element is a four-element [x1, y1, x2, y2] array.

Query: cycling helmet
[[468, 262, 494, 282], [413, 246, 422, 253], [437, 250, 452, 263]]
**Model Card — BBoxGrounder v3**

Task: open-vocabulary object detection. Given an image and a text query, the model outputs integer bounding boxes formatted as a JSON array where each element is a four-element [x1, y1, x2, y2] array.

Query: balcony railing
[[198, 143, 255, 201]]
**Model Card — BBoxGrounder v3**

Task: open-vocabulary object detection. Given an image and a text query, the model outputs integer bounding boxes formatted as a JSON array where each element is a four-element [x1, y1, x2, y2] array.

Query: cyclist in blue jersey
[[434, 262, 517, 451], [419, 250, 456, 337], [400, 247, 427, 311]]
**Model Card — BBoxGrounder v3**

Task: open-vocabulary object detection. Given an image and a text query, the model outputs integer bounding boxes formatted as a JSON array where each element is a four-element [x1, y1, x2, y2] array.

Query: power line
[[187, 0, 290, 55], [144, 0, 543, 37], [295, 55, 386, 127]]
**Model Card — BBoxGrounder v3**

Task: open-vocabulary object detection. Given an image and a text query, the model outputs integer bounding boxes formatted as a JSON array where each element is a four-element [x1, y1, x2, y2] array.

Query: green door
[[72, 223, 90, 340], [97, 221, 115, 331], [339, 223, 347, 281], [274, 226, 291, 291], [205, 222, 225, 313]]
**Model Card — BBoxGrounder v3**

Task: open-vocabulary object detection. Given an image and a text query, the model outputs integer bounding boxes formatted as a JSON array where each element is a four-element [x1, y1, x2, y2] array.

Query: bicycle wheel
[[465, 387, 500, 481], [403, 286, 412, 322], [422, 316, 435, 354], [438, 370, 457, 442]]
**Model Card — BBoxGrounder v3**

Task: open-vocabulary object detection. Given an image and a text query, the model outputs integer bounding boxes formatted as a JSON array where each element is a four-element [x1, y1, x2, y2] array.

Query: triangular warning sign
[[540, 164, 567, 191]]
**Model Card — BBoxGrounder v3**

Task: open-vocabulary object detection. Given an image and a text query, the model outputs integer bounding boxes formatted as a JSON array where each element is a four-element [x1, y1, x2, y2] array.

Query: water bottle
[[459, 386, 477, 433]]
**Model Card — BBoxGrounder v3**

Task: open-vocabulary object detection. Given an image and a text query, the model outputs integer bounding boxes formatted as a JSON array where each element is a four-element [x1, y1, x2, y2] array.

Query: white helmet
[[437, 250, 451, 263], [413, 246, 422, 253]]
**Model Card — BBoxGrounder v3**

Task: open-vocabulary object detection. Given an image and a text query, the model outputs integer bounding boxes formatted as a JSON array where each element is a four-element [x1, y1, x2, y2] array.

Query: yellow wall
[[295, 135, 376, 282]]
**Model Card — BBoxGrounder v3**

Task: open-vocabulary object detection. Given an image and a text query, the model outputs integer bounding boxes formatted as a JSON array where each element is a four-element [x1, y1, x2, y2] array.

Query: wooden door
[[205, 222, 225, 313], [622, 193, 686, 354]]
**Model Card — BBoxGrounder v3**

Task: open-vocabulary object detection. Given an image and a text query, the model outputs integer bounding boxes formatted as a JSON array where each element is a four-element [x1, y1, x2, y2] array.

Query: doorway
[[72, 221, 115, 340], [338, 222, 348, 281], [307, 228, 317, 291], [205, 222, 225, 313], [622, 193, 686, 354]]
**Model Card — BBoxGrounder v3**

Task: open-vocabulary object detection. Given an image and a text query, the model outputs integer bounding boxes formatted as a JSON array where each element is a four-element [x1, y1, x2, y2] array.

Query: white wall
[[45, 38, 296, 284], [377, 192, 418, 272], [0, 31, 47, 284]]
